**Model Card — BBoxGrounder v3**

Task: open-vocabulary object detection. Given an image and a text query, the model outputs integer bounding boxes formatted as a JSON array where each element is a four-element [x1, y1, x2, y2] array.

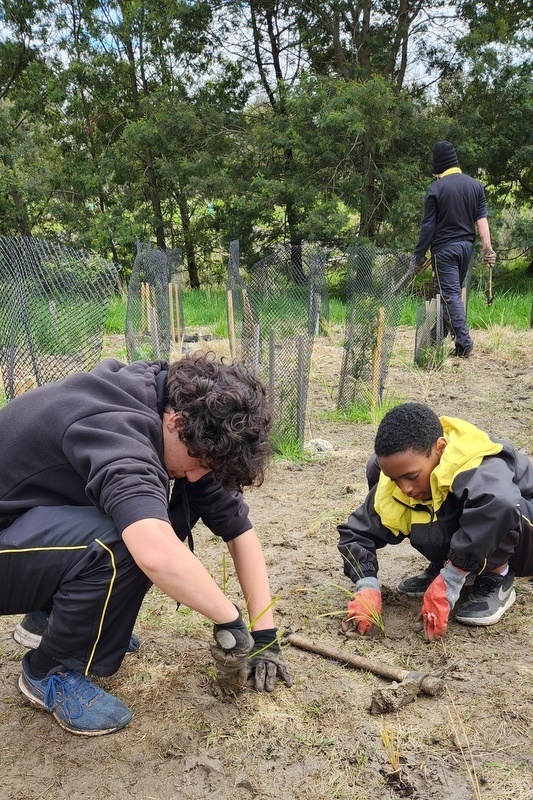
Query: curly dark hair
[[165, 353, 272, 490], [374, 402, 443, 457]]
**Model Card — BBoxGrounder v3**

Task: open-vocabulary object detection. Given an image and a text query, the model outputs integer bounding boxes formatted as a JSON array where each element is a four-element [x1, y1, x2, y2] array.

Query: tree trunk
[[2, 153, 32, 236], [359, 137, 377, 240], [176, 190, 200, 289], [121, 22, 167, 251]]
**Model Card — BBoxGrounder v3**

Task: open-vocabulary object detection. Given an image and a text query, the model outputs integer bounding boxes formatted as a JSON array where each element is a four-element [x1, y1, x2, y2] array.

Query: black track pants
[[432, 241, 473, 351], [0, 506, 152, 676]]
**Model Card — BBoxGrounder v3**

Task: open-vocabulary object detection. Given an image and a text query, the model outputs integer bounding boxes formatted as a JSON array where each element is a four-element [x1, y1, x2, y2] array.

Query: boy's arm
[[448, 458, 522, 572], [338, 490, 406, 636], [412, 190, 437, 264], [122, 518, 239, 621], [227, 529, 293, 692], [476, 217, 496, 265], [226, 528, 274, 630], [338, 488, 404, 583]]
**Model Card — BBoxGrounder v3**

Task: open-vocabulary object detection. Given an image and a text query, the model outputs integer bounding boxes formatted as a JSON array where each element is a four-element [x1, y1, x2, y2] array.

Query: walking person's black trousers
[[432, 241, 474, 352], [0, 506, 151, 676]]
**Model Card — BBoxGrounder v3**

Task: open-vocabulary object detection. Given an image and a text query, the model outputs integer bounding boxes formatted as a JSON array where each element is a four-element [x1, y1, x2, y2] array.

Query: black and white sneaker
[[455, 571, 516, 626], [397, 563, 442, 596]]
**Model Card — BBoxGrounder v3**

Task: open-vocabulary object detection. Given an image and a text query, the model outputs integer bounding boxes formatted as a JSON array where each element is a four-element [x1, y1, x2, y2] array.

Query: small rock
[[303, 438, 334, 455]]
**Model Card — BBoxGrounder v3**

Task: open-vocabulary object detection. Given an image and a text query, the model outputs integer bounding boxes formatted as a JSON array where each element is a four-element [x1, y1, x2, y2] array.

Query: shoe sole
[[18, 674, 131, 736], [397, 588, 428, 597], [455, 588, 516, 626], [13, 626, 42, 649]]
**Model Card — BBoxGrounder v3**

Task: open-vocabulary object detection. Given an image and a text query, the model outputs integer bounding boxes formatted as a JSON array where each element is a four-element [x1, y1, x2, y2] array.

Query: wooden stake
[[296, 334, 307, 442], [150, 306, 160, 358], [268, 328, 276, 414], [168, 283, 175, 343], [371, 306, 386, 405], [174, 283, 182, 349], [140, 282, 149, 332], [227, 290, 236, 360]]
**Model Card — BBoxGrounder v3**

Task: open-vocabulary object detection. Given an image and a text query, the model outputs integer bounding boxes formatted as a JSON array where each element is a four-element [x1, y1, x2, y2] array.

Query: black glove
[[408, 255, 425, 275], [247, 628, 293, 692], [210, 607, 254, 696]]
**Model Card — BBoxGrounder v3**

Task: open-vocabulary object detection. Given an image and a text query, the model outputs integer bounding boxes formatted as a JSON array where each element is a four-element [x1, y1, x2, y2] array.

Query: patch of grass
[[401, 289, 531, 330], [183, 288, 228, 331], [324, 391, 403, 426], [105, 294, 126, 333], [468, 289, 531, 330], [272, 433, 312, 463]]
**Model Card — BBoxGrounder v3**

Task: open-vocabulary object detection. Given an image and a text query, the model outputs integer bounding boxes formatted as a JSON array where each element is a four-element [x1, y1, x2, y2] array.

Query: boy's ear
[[435, 436, 447, 458], [165, 410, 185, 432]]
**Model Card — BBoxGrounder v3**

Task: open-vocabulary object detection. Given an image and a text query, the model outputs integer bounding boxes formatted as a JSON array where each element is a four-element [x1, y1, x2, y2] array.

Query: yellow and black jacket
[[338, 417, 533, 583]]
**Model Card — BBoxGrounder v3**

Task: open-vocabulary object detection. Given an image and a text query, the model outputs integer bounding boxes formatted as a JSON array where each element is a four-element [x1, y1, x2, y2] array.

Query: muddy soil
[[1, 325, 532, 800]]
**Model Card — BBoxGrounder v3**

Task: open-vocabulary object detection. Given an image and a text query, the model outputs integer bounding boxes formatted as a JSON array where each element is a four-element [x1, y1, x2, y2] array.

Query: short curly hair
[[165, 353, 271, 490], [374, 402, 443, 457]]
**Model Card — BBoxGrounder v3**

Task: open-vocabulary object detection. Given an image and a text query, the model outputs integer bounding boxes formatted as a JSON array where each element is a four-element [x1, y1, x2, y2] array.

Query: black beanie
[[432, 141, 459, 174]]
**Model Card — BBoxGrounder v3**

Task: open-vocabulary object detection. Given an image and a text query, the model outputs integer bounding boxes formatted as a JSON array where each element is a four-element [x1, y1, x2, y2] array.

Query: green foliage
[[183, 289, 228, 337], [271, 433, 312, 464], [2, 0, 533, 281], [106, 295, 127, 334], [324, 392, 402, 426]]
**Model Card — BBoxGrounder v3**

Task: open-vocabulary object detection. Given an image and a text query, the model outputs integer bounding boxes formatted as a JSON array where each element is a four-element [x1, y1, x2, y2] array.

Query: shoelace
[[473, 575, 503, 597], [43, 672, 100, 720]]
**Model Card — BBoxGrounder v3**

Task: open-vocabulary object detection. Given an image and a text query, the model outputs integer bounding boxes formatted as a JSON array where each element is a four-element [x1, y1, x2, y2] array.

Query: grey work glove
[[482, 248, 496, 267], [211, 606, 254, 696], [247, 628, 293, 692], [408, 255, 425, 275]]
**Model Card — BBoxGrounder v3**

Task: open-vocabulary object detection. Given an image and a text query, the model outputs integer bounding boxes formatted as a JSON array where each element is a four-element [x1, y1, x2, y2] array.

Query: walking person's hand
[[482, 248, 496, 267]]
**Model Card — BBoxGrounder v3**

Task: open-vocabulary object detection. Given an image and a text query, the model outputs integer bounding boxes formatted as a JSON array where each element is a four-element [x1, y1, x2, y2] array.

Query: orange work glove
[[422, 562, 468, 640], [342, 577, 382, 636]]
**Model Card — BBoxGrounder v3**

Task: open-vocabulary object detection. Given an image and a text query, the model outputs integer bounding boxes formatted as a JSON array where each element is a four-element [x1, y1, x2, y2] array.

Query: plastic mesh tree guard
[[125, 240, 184, 362], [414, 294, 445, 368], [227, 241, 329, 446], [337, 245, 408, 409], [0, 236, 118, 401]]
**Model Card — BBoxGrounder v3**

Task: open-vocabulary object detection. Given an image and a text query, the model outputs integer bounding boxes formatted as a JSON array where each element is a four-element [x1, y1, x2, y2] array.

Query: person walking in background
[[0, 353, 292, 736], [411, 141, 496, 358]]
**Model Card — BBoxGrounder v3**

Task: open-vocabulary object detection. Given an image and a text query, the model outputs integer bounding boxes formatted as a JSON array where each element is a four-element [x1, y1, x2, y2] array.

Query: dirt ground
[[1, 325, 533, 800]]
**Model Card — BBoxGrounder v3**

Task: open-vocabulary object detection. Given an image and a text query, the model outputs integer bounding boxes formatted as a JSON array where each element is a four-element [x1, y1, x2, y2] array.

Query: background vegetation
[[1, 1, 533, 292]]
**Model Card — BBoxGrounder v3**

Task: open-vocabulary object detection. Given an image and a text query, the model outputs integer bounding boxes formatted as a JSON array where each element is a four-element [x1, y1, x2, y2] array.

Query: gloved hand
[[210, 606, 254, 695], [341, 577, 382, 636], [408, 255, 425, 275], [421, 562, 468, 640], [482, 248, 496, 267], [247, 628, 293, 692]]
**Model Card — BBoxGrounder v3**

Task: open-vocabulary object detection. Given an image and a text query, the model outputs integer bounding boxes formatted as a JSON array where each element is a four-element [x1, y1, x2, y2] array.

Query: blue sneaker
[[18, 652, 132, 735], [14, 611, 140, 654]]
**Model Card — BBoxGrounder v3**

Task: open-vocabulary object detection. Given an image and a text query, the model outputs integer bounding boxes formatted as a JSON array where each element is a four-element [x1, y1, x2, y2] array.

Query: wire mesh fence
[[0, 236, 118, 401], [227, 241, 329, 445], [337, 245, 409, 409], [125, 240, 184, 362]]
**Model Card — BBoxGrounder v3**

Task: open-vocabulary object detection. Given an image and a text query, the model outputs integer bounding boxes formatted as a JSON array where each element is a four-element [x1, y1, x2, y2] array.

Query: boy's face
[[376, 437, 447, 501], [162, 410, 211, 482]]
